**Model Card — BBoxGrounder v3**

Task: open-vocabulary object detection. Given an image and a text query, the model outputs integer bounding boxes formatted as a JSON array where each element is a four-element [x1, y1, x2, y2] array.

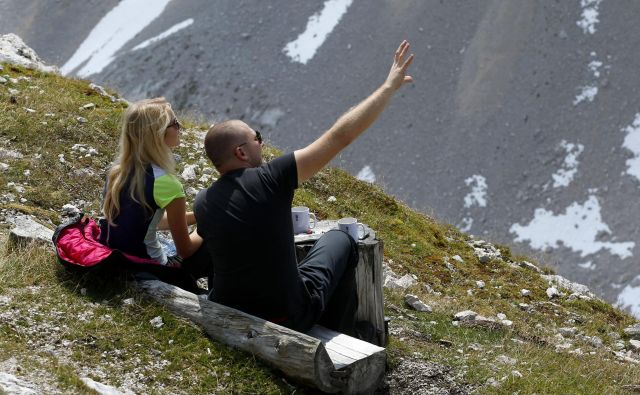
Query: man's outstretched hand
[[385, 40, 414, 91]]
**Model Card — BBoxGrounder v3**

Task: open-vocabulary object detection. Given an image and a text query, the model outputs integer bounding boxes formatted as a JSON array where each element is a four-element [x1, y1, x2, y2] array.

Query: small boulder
[[404, 294, 432, 312], [8, 215, 54, 246], [546, 287, 560, 299], [454, 310, 477, 322], [623, 324, 640, 339]]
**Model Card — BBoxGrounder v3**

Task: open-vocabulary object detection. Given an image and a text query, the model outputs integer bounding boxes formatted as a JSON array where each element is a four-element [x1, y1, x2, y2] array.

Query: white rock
[[404, 294, 432, 312], [8, 88, 19, 95], [511, 370, 523, 378], [629, 339, 640, 350], [521, 289, 531, 296], [495, 355, 517, 365], [81, 376, 134, 395], [542, 274, 594, 297], [0, 34, 58, 72], [500, 319, 513, 327], [0, 76, 6, 84], [589, 336, 604, 348], [546, 287, 560, 299], [76, 116, 88, 124], [122, 298, 134, 306], [0, 372, 37, 394], [476, 280, 485, 289], [181, 164, 198, 181], [518, 303, 531, 311], [24, 108, 35, 113], [518, 260, 543, 273], [454, 310, 478, 321], [81, 103, 96, 110], [7, 215, 54, 246], [0, 163, 8, 172], [496, 313, 507, 320], [624, 324, 640, 339], [58, 154, 65, 163], [614, 341, 626, 350], [486, 377, 500, 388], [451, 255, 464, 263], [149, 316, 164, 328], [327, 195, 337, 202], [559, 327, 578, 337], [185, 187, 198, 196]]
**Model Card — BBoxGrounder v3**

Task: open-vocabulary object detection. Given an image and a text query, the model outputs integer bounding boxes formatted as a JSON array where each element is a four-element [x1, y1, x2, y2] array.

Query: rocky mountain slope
[[1, 34, 640, 394]]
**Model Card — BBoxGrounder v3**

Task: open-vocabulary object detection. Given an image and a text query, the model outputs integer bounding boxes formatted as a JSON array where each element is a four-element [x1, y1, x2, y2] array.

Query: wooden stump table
[[295, 221, 386, 347]]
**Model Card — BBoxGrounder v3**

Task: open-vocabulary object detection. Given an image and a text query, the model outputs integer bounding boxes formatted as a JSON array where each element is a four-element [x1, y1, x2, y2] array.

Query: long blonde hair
[[103, 97, 176, 224]]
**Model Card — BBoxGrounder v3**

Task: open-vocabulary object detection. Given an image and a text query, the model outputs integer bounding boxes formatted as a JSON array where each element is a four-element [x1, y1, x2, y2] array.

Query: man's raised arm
[[294, 40, 414, 183]]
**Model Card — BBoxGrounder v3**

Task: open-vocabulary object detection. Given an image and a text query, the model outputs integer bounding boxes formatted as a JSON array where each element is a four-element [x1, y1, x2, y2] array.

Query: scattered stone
[[80, 376, 134, 395], [486, 377, 500, 388], [383, 264, 418, 290], [453, 310, 477, 322], [61, 204, 80, 217], [558, 327, 578, 338], [0, 76, 6, 84], [623, 324, 640, 339], [383, 358, 472, 394], [546, 287, 560, 299], [81, 103, 96, 110], [7, 215, 54, 246], [122, 298, 134, 306], [495, 355, 517, 365], [327, 195, 337, 202], [614, 341, 626, 350], [80, 288, 87, 296], [7, 88, 19, 95], [404, 294, 432, 312], [521, 289, 531, 296], [451, 255, 463, 263], [76, 116, 88, 124], [496, 313, 507, 320], [542, 274, 595, 298], [629, 339, 640, 351], [0, 372, 37, 394], [24, 108, 36, 113], [518, 260, 543, 273], [181, 164, 197, 181], [518, 303, 531, 311], [511, 370, 523, 378], [476, 280, 485, 289], [149, 316, 164, 328], [0, 148, 23, 160]]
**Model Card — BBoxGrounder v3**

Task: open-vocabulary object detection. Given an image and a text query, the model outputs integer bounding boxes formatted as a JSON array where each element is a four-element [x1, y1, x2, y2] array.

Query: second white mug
[[338, 217, 365, 241], [292, 206, 317, 234]]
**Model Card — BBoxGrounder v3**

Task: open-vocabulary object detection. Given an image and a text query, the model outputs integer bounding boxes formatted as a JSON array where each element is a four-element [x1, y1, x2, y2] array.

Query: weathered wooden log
[[295, 221, 386, 346], [136, 280, 385, 393]]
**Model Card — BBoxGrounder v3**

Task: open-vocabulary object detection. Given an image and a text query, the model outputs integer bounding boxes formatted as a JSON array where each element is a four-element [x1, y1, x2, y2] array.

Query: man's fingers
[[395, 40, 408, 62], [402, 54, 414, 70]]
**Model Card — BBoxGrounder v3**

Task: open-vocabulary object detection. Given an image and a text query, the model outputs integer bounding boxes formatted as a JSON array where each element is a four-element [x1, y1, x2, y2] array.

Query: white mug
[[338, 217, 365, 241], [292, 206, 317, 234]]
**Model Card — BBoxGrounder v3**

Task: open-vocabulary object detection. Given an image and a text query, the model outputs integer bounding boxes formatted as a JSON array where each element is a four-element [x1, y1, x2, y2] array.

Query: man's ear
[[233, 146, 248, 161]]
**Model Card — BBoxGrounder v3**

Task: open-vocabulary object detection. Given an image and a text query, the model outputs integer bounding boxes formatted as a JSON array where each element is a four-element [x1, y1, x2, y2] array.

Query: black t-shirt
[[194, 153, 306, 321]]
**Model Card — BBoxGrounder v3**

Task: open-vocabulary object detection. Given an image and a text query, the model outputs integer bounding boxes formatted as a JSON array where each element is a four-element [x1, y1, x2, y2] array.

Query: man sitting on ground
[[194, 41, 414, 336]]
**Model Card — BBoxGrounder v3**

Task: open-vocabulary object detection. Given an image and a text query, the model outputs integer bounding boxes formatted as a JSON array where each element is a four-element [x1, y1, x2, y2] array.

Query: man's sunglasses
[[167, 118, 181, 130], [237, 130, 263, 148]]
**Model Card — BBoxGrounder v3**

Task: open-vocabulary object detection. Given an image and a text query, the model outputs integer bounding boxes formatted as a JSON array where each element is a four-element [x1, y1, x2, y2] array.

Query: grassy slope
[[0, 64, 638, 394]]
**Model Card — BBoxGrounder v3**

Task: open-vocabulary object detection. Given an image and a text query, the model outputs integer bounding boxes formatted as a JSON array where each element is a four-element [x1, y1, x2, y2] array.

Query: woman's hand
[[165, 198, 202, 258]]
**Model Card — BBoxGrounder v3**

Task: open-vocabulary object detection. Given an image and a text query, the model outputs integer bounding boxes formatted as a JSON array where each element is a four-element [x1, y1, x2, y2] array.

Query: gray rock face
[[0, 34, 58, 73], [7, 215, 54, 247], [0, 372, 37, 394], [404, 294, 433, 313], [624, 324, 640, 339]]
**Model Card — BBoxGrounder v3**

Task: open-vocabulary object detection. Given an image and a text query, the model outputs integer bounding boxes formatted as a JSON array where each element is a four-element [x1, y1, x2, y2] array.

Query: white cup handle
[[309, 213, 317, 229]]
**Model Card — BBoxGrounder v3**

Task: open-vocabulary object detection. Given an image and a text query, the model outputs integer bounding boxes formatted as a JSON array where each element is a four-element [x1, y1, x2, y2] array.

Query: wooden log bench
[[295, 220, 386, 347], [137, 280, 385, 394]]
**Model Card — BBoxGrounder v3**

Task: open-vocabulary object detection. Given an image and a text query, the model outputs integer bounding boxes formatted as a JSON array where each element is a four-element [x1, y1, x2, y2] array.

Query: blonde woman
[[99, 98, 211, 292]]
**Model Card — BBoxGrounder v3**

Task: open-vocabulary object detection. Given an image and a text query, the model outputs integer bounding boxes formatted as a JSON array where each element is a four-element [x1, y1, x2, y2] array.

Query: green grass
[[1, 63, 639, 393]]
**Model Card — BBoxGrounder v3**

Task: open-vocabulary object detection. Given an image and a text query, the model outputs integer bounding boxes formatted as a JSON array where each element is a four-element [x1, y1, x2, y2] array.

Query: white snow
[[622, 113, 640, 183], [458, 217, 473, 233], [356, 165, 376, 183], [283, 0, 353, 64], [463, 175, 488, 208], [616, 276, 640, 318], [551, 140, 584, 188], [577, 261, 596, 270], [588, 59, 603, 78], [0, 372, 37, 394], [573, 85, 598, 105], [132, 18, 194, 51], [510, 195, 635, 259], [577, 0, 603, 35], [61, 0, 172, 76]]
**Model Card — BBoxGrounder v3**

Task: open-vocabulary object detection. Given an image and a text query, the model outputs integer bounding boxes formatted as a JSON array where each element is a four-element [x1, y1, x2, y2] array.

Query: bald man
[[194, 41, 414, 336]]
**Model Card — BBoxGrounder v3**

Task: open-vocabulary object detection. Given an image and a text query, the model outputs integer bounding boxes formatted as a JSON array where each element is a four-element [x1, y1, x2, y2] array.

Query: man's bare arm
[[294, 40, 414, 183]]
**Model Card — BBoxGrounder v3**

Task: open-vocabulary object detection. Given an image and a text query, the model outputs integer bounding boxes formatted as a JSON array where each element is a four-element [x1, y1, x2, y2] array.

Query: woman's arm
[[164, 197, 202, 258], [157, 210, 196, 230]]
